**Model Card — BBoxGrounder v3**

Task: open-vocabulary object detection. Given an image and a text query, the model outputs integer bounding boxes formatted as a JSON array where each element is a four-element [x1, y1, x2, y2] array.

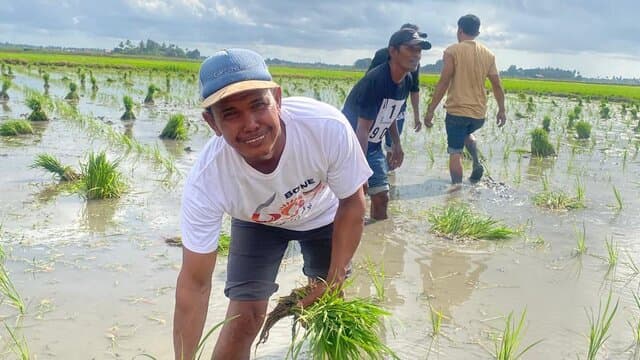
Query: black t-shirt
[[367, 48, 420, 92], [342, 62, 412, 149]]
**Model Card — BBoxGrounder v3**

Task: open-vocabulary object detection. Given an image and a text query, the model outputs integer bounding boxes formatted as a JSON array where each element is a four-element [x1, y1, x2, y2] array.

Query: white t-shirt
[[180, 97, 373, 254]]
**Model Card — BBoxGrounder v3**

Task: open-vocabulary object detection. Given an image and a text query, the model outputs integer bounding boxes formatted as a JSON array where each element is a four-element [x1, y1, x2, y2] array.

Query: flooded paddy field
[[1, 64, 640, 359]]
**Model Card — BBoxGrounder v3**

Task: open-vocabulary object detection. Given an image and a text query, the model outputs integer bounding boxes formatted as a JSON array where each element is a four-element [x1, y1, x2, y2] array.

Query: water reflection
[[526, 156, 556, 181], [419, 246, 487, 318], [81, 198, 119, 232]]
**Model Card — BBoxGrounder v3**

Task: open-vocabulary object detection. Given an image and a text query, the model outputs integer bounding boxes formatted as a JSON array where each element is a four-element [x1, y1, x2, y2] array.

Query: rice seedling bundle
[[144, 84, 160, 105], [26, 96, 49, 121], [530, 128, 555, 157], [120, 95, 136, 120], [159, 114, 188, 140], [64, 82, 79, 101], [81, 151, 126, 199], [0, 78, 10, 101], [427, 203, 518, 240], [574, 121, 592, 139], [259, 285, 398, 360], [31, 153, 81, 181], [542, 115, 551, 132], [0, 120, 33, 136]]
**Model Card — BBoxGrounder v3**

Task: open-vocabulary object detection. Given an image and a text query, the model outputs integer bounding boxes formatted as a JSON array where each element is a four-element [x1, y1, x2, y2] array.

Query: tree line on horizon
[[111, 39, 201, 59]]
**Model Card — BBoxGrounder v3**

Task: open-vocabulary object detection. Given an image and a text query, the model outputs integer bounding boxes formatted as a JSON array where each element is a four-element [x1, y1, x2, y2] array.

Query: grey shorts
[[225, 218, 334, 301]]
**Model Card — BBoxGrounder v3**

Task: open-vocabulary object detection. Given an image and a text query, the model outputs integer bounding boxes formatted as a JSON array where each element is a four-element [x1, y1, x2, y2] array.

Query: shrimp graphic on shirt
[[250, 180, 327, 225]]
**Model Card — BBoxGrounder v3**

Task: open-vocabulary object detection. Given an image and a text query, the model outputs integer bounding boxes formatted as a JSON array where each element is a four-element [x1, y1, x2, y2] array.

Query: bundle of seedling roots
[[257, 283, 399, 360]]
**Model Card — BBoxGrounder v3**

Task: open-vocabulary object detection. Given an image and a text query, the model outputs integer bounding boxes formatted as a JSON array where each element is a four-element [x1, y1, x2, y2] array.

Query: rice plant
[[530, 128, 555, 157], [144, 84, 160, 105], [542, 115, 551, 132], [585, 292, 618, 360], [90, 73, 98, 92], [533, 188, 584, 210], [567, 110, 579, 129], [159, 114, 189, 140], [0, 263, 26, 314], [575, 223, 587, 255], [611, 185, 623, 210], [4, 323, 31, 359], [120, 95, 136, 120], [64, 82, 80, 101], [42, 72, 50, 90], [363, 257, 386, 301], [575, 121, 592, 139], [427, 203, 519, 240], [290, 285, 399, 360], [599, 104, 611, 119], [26, 95, 49, 121], [604, 237, 618, 266], [0, 120, 33, 136], [81, 151, 126, 199], [494, 310, 542, 360], [630, 292, 640, 347], [32, 153, 81, 181], [429, 305, 443, 337], [0, 78, 10, 101]]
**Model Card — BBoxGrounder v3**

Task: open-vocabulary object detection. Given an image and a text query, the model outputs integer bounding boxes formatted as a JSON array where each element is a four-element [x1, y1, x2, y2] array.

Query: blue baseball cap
[[199, 48, 279, 108]]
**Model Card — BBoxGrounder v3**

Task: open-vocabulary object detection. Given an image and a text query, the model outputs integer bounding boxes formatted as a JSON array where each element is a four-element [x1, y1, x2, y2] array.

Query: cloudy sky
[[1, 0, 638, 78]]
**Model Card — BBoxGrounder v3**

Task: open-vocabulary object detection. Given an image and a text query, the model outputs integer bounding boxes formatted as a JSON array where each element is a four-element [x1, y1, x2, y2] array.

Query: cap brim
[[201, 80, 280, 108], [407, 39, 432, 50]]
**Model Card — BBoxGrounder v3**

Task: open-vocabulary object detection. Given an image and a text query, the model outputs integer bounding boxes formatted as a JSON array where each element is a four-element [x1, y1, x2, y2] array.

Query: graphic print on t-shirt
[[368, 98, 405, 143], [250, 178, 327, 225]]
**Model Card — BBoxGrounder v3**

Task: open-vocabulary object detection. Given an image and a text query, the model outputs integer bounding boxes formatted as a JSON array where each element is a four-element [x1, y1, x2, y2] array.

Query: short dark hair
[[458, 14, 480, 36], [399, 23, 419, 31]]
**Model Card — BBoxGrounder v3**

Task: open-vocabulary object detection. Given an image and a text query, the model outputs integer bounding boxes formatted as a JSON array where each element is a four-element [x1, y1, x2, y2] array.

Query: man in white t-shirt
[[173, 48, 372, 360]]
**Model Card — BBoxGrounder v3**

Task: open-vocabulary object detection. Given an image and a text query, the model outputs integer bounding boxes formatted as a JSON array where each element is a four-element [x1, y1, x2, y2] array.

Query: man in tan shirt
[[424, 14, 506, 186]]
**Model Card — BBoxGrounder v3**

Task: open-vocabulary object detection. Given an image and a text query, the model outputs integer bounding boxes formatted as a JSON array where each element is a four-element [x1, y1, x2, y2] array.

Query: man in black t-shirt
[[367, 23, 431, 165], [343, 28, 431, 220]]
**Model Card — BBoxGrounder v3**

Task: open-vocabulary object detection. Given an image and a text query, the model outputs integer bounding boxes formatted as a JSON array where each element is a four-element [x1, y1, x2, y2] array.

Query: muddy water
[[1, 66, 640, 359]]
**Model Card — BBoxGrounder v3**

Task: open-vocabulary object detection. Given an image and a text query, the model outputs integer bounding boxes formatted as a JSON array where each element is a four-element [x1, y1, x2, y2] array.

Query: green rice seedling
[[217, 232, 230, 256], [567, 110, 578, 128], [90, 74, 98, 92], [289, 285, 399, 360], [430, 305, 443, 337], [533, 189, 584, 210], [144, 84, 160, 105], [120, 95, 136, 120], [0, 78, 10, 101], [165, 74, 171, 92], [26, 96, 49, 121], [599, 104, 611, 119], [612, 185, 623, 210], [160, 114, 188, 140], [526, 97, 535, 113], [517, 93, 526, 101], [81, 151, 126, 199], [0, 264, 26, 314], [515, 111, 526, 119], [32, 153, 81, 181], [626, 252, 640, 275], [631, 107, 638, 120], [427, 203, 519, 240], [530, 128, 556, 157], [574, 121, 592, 139], [585, 292, 618, 360], [0, 120, 33, 136], [575, 223, 587, 255], [575, 178, 585, 203], [494, 310, 542, 360], [4, 323, 30, 359], [363, 257, 385, 301], [630, 292, 640, 347], [42, 72, 50, 90], [64, 82, 80, 101], [604, 237, 618, 267], [79, 71, 86, 88], [542, 115, 551, 132]]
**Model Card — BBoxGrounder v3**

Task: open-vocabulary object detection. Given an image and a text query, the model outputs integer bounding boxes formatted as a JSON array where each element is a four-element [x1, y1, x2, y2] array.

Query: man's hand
[[496, 109, 506, 127], [297, 269, 347, 308], [413, 119, 423, 132], [388, 143, 404, 170], [424, 110, 435, 128]]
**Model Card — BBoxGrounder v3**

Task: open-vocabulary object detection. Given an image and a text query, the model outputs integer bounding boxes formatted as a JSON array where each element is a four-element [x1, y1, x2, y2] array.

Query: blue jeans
[[365, 146, 389, 195]]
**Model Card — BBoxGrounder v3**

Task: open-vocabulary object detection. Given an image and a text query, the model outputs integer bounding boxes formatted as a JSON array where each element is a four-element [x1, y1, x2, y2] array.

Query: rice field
[[1, 51, 640, 359]]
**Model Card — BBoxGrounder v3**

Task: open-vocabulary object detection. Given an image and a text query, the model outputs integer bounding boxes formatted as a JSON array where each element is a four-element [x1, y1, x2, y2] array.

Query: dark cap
[[388, 29, 432, 50]]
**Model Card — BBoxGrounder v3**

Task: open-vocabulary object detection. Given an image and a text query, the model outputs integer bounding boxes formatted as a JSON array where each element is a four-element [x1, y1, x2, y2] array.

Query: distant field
[[1, 50, 639, 101]]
